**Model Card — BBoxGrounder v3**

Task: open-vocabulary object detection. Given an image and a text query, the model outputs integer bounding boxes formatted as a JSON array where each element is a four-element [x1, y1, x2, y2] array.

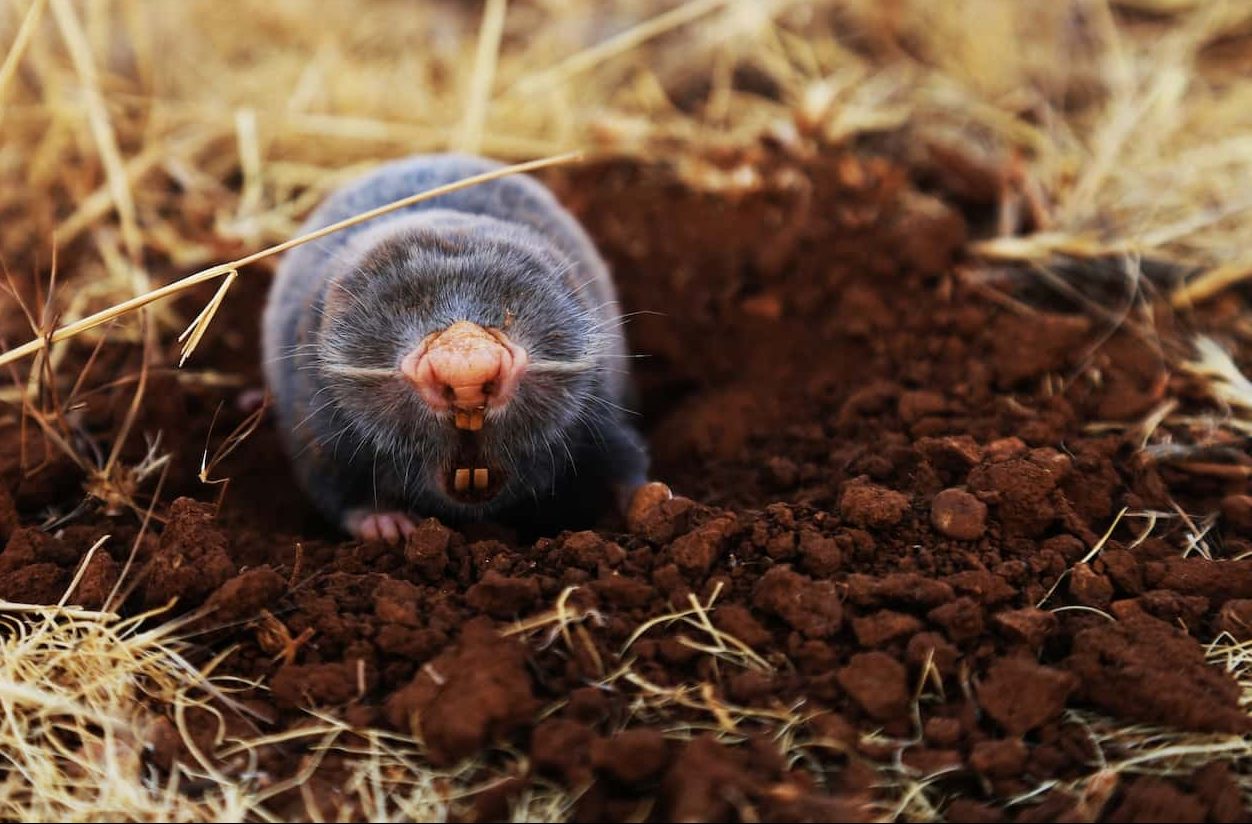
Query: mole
[[262, 154, 669, 541]]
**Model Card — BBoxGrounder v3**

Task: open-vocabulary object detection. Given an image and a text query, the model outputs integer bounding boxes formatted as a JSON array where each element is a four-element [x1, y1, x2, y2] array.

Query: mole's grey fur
[[262, 154, 648, 532]]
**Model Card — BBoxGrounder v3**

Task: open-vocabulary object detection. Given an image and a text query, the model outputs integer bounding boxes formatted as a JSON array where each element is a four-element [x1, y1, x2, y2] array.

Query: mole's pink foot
[[345, 509, 418, 543], [400, 321, 529, 429], [623, 481, 673, 533]]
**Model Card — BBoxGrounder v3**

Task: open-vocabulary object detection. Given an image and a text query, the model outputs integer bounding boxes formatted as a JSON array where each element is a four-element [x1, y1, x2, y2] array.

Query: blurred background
[[1, 0, 1251, 294]]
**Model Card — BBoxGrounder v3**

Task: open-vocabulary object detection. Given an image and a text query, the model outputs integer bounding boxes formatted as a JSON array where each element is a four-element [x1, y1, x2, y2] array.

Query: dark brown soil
[[2, 142, 1250, 822]]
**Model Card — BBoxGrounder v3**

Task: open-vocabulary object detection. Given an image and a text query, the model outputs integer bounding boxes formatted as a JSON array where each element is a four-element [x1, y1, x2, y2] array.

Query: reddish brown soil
[[1, 144, 1250, 822]]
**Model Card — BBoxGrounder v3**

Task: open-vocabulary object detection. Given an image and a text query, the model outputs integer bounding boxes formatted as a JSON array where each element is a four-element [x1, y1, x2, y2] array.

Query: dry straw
[[0, 150, 581, 369]]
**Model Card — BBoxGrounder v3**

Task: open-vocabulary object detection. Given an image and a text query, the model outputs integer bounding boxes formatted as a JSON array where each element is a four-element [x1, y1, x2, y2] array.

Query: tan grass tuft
[[0, 572, 569, 822]]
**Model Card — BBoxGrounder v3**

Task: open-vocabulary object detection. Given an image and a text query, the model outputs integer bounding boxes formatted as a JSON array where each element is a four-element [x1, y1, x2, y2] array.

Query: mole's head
[[314, 214, 606, 517]]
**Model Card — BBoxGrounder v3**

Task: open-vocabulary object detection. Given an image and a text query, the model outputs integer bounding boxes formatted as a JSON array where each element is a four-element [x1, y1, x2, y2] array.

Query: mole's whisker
[[320, 364, 398, 381], [526, 358, 597, 374]]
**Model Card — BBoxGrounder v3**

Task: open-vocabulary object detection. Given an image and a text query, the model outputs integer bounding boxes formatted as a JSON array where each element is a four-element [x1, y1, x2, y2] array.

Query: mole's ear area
[[321, 275, 353, 321]]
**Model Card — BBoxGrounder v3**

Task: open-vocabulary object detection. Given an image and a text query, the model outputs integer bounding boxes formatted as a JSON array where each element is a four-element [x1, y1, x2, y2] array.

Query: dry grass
[[0, 150, 581, 369], [0, 584, 574, 822], [1014, 704, 1252, 817], [0, 585, 248, 821], [2, 0, 1252, 821]]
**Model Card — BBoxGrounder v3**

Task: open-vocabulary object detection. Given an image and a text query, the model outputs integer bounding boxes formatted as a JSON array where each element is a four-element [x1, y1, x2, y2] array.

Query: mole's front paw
[[623, 481, 673, 533], [344, 509, 418, 543]]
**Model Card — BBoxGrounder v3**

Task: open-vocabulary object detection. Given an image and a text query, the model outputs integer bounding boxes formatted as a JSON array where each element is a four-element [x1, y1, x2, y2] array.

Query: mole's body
[[262, 154, 653, 540]]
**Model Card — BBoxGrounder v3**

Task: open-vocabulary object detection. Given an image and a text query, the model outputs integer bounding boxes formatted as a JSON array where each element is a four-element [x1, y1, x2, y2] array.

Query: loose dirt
[[1, 143, 1249, 821]]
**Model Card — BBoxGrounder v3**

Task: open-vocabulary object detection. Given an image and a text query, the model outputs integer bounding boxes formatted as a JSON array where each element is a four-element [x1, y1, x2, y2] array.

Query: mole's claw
[[625, 481, 673, 533], [344, 509, 418, 544]]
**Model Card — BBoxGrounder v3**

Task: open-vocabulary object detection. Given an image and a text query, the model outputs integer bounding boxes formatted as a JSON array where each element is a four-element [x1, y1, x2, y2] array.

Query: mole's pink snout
[[402, 321, 528, 429]]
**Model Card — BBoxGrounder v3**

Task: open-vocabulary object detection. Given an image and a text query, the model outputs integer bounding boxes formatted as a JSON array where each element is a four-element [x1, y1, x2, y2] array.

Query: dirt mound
[[1, 145, 1248, 821]]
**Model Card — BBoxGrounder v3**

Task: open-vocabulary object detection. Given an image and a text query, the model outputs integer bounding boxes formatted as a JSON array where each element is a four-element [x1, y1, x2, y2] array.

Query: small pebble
[[930, 488, 987, 540]]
